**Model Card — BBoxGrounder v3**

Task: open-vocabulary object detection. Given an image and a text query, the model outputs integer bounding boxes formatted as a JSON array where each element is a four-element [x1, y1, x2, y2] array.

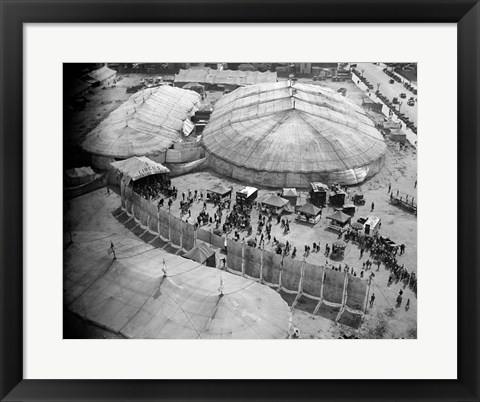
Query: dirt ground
[[65, 73, 417, 339]]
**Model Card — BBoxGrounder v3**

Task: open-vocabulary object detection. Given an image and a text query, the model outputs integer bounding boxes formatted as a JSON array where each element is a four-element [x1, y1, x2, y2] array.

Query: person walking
[[414, 180, 417, 189], [371, 202, 375, 212], [110, 241, 116, 259], [405, 299, 410, 311], [369, 293, 376, 308], [388, 183, 391, 193]]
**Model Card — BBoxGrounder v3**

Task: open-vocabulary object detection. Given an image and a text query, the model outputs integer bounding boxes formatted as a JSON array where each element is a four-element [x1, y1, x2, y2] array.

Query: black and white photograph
[[63, 62, 418, 340]]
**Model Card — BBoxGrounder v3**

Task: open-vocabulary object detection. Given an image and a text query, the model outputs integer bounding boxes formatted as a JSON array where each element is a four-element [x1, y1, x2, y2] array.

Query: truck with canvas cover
[[309, 182, 328, 207], [236, 186, 258, 206]]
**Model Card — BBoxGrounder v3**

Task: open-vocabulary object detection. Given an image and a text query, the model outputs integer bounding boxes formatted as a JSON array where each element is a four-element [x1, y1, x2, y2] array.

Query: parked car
[[400, 92, 406, 98], [407, 99, 415, 106], [389, 79, 395, 84]]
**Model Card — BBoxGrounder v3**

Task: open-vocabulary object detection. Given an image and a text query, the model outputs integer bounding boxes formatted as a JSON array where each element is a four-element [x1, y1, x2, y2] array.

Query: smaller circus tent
[[82, 85, 201, 166], [65, 166, 96, 187], [183, 243, 216, 267]]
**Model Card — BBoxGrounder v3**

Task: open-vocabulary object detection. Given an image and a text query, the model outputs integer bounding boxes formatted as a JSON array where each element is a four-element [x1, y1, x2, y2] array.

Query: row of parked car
[[403, 81, 418, 95], [351, 68, 417, 135], [394, 93, 415, 106], [375, 91, 417, 134], [351, 69, 374, 90], [383, 67, 418, 95]]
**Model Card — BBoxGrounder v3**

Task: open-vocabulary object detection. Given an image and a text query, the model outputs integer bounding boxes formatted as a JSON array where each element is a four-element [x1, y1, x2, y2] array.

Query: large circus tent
[[82, 85, 201, 169], [64, 232, 291, 339], [201, 81, 387, 187]]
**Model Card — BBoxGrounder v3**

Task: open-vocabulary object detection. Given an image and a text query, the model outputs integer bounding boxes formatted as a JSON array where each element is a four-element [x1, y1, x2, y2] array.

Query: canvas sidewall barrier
[[302, 262, 324, 298], [345, 275, 368, 311], [211, 232, 225, 250], [197, 228, 211, 244], [158, 208, 170, 240], [170, 216, 182, 246], [244, 245, 262, 279], [280, 258, 303, 293], [322, 269, 345, 305], [181, 220, 195, 251], [226, 238, 243, 274], [261, 251, 282, 286]]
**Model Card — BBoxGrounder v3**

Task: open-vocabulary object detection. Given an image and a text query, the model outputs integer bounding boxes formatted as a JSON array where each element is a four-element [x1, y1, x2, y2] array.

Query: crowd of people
[[133, 176, 177, 201], [140, 182, 417, 307]]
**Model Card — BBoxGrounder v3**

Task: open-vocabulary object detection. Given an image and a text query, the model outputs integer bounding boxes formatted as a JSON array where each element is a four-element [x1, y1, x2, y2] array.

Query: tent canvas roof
[[297, 203, 321, 216], [82, 86, 201, 158], [110, 156, 170, 181], [66, 166, 95, 178], [239, 186, 258, 197], [262, 194, 289, 208], [237, 63, 256, 71], [183, 243, 215, 264], [310, 182, 329, 192], [81, 66, 117, 84], [208, 184, 232, 196], [65, 234, 291, 339], [174, 68, 277, 86], [384, 119, 402, 129], [326, 210, 351, 224], [202, 81, 386, 176], [183, 82, 205, 89], [390, 129, 406, 136], [282, 188, 298, 197], [81, 66, 116, 84], [255, 193, 270, 204]]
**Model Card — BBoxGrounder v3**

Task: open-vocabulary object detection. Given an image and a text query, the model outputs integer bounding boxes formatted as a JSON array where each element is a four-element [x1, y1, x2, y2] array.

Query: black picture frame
[[1, 0, 479, 401]]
